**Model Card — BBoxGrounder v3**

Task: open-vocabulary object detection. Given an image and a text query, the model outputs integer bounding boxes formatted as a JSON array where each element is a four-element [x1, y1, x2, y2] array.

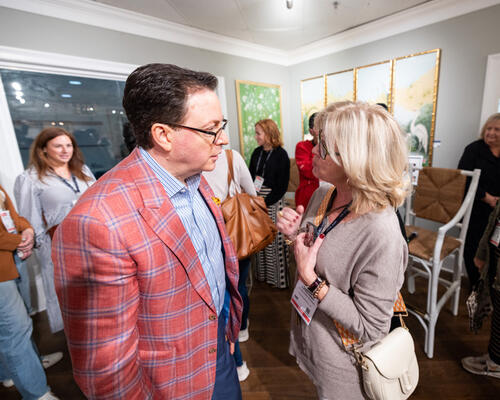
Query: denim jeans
[[0, 279, 48, 399], [14, 253, 33, 314]]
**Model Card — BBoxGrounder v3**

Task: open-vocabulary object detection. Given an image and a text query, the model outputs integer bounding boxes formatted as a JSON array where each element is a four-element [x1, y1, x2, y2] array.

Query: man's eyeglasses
[[166, 119, 228, 144]]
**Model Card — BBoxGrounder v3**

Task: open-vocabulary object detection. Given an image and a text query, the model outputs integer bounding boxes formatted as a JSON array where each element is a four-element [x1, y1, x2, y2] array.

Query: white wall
[[289, 4, 500, 168]]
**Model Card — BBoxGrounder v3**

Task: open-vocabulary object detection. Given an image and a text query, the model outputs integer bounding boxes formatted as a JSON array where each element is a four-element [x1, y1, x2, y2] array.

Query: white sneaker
[[461, 353, 500, 378], [38, 391, 60, 400], [41, 352, 63, 369], [237, 361, 250, 382], [2, 379, 14, 388], [238, 320, 249, 342]]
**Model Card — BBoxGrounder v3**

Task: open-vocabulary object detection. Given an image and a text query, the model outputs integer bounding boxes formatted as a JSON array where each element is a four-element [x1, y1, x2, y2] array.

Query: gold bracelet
[[313, 279, 328, 299], [284, 238, 294, 246]]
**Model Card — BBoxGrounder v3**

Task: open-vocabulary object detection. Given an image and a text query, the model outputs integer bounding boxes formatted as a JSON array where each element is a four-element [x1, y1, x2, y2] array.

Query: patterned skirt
[[255, 186, 289, 288]]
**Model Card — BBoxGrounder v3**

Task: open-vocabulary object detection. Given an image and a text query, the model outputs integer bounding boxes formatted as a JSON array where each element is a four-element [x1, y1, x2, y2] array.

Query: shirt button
[[209, 347, 217, 354], [209, 315, 216, 321]]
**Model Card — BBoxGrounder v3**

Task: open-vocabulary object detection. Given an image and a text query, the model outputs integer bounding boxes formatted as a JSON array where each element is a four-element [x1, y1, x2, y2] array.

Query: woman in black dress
[[458, 113, 500, 288], [249, 119, 290, 288]]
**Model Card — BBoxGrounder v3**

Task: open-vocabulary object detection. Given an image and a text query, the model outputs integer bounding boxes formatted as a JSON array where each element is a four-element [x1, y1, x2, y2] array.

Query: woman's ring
[[278, 211, 284, 218]]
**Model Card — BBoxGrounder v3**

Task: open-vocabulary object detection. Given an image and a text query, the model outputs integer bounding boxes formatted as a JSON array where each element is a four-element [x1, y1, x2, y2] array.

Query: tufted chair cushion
[[413, 167, 466, 224]]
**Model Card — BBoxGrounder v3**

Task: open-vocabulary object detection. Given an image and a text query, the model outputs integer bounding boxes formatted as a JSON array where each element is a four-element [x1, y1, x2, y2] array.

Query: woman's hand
[[483, 192, 499, 208], [17, 228, 34, 253], [294, 232, 325, 286], [473, 256, 486, 270], [277, 205, 304, 241]]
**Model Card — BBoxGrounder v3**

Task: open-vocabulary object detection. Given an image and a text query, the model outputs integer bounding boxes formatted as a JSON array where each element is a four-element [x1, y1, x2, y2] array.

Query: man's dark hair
[[122, 122, 136, 154], [308, 112, 318, 130], [122, 63, 218, 149]]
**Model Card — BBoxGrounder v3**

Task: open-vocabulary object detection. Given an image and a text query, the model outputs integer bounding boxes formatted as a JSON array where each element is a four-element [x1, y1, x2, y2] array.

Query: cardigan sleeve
[[318, 215, 408, 343], [458, 141, 485, 201], [0, 186, 32, 251], [233, 150, 257, 196], [264, 147, 290, 207]]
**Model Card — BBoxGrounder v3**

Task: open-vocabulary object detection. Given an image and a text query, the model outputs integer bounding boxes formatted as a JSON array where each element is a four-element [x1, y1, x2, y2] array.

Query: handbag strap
[[226, 149, 235, 188], [311, 189, 408, 349]]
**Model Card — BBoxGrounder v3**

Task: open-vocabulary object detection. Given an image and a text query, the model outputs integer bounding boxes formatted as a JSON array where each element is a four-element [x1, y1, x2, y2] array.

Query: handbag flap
[[363, 327, 415, 379]]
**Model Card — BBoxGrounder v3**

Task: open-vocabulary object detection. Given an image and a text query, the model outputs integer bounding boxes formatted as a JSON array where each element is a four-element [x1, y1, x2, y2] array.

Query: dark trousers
[[488, 249, 500, 364], [238, 258, 251, 330], [211, 314, 242, 400]]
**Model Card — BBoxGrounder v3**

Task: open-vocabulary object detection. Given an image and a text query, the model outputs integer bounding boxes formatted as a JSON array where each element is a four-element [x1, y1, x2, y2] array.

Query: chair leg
[[426, 315, 437, 359], [407, 260, 416, 294], [451, 254, 461, 316]]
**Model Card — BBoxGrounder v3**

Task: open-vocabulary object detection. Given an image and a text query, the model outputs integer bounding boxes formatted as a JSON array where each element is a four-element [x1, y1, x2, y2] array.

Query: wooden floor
[[2, 277, 500, 399]]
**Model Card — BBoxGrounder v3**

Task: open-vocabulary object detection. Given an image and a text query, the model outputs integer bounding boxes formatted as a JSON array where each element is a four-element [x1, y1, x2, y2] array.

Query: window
[[1, 69, 128, 179]]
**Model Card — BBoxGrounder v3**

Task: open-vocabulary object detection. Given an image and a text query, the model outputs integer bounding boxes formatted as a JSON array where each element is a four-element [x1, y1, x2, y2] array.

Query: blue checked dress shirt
[[140, 148, 226, 315]]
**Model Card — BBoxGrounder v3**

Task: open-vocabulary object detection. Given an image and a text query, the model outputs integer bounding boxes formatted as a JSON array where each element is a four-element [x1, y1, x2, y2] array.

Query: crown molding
[[287, 0, 500, 65], [1, 0, 499, 67], [0, 45, 137, 79]]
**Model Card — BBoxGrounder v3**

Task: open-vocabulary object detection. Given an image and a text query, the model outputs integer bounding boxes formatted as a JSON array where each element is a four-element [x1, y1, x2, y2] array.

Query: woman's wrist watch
[[306, 276, 323, 293]]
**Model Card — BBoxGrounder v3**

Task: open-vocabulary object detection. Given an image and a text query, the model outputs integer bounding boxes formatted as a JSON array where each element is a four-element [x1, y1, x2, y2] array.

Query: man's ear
[[151, 123, 173, 152]]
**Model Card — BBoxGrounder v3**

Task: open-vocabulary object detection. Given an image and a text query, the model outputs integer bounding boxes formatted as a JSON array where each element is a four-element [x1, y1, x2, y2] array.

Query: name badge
[[0, 210, 17, 233], [291, 280, 318, 325], [254, 176, 264, 192], [490, 218, 500, 247]]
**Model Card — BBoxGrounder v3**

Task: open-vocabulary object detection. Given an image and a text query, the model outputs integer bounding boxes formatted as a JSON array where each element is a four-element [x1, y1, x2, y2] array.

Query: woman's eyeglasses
[[165, 119, 228, 144], [317, 130, 340, 160]]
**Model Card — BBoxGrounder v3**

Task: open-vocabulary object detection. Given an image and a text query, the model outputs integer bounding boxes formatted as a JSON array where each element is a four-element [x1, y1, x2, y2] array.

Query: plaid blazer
[[52, 149, 242, 399]]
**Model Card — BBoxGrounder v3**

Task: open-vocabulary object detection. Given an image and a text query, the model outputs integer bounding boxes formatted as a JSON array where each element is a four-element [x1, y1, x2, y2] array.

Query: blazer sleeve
[[264, 148, 290, 207], [52, 213, 152, 399], [295, 141, 316, 180], [458, 142, 485, 201], [0, 187, 32, 251]]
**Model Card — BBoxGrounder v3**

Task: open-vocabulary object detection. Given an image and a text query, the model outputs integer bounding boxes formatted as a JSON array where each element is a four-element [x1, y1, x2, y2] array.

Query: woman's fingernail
[[319, 234, 325, 239]]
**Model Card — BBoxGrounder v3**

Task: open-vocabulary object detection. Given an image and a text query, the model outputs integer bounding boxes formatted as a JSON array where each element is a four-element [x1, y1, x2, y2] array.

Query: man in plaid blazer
[[52, 64, 243, 399]]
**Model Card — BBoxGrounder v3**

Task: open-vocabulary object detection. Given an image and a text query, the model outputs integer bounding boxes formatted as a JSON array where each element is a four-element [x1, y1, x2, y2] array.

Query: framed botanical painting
[[300, 75, 325, 138], [355, 60, 392, 109], [392, 49, 441, 166], [235, 80, 283, 164], [326, 69, 354, 105]]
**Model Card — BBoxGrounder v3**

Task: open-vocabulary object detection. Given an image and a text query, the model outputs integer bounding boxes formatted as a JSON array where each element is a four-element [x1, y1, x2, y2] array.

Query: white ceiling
[[95, 0, 432, 50], [2, 0, 500, 65]]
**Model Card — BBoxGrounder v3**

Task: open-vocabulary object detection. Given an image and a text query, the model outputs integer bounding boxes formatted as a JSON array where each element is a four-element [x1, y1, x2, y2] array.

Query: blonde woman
[[277, 102, 409, 399], [14, 127, 95, 333], [249, 119, 290, 288]]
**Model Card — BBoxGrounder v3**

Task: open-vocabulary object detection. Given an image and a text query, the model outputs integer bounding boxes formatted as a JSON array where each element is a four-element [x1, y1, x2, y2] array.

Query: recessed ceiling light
[[44, 103, 50, 108], [61, 94, 72, 98], [19, 98, 26, 104], [59, 122, 64, 126], [112, 110, 116, 114], [11, 82, 22, 91], [69, 80, 82, 85], [51, 122, 56, 126]]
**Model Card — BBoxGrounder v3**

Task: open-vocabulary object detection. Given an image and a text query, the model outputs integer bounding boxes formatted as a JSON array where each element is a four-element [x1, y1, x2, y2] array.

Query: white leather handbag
[[355, 327, 419, 400]]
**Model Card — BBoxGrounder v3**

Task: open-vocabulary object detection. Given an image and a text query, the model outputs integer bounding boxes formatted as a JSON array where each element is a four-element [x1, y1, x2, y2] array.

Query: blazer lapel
[[129, 151, 216, 312]]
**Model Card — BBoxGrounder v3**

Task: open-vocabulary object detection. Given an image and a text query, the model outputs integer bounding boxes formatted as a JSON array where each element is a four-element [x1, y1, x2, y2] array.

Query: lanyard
[[256, 148, 273, 178], [318, 202, 351, 237], [56, 174, 80, 194]]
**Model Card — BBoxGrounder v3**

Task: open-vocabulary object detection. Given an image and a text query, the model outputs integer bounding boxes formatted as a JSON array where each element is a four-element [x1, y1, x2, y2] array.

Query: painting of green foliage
[[236, 80, 283, 164]]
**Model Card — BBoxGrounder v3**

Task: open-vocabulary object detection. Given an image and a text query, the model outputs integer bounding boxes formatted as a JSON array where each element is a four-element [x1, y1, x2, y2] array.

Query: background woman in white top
[[204, 148, 256, 381], [14, 127, 95, 333]]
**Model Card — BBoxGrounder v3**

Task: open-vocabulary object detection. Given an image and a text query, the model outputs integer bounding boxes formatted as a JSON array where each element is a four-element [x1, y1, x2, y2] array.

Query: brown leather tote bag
[[221, 150, 277, 260]]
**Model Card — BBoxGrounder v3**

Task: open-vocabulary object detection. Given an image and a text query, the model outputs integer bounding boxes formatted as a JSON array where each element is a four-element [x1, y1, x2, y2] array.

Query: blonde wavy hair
[[323, 102, 410, 214], [480, 113, 500, 140], [314, 101, 354, 133]]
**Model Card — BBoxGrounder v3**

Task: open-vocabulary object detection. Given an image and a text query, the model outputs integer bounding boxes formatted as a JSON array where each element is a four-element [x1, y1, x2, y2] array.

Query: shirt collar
[[139, 147, 201, 198]]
